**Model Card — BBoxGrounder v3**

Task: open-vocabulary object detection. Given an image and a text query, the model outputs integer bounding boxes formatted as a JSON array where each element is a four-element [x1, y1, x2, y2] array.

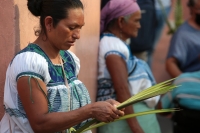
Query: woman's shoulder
[[12, 44, 48, 63], [100, 33, 128, 51], [100, 33, 124, 44], [10, 44, 49, 71], [8, 44, 51, 84]]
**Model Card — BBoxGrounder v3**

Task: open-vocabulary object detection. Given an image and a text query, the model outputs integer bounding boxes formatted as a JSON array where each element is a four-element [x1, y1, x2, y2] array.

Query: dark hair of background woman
[[27, 0, 83, 36], [187, 0, 197, 7]]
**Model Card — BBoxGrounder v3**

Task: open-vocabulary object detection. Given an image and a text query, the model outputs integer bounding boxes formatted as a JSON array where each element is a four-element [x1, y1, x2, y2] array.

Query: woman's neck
[[33, 35, 61, 64], [106, 28, 127, 41]]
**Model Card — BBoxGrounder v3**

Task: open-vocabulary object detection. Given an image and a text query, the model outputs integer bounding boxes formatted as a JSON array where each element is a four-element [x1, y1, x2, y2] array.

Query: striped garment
[[161, 70, 200, 110]]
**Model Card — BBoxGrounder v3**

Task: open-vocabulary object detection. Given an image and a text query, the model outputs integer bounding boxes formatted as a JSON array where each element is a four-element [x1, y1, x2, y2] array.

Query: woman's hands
[[17, 77, 122, 132], [106, 99, 125, 111], [89, 99, 124, 123]]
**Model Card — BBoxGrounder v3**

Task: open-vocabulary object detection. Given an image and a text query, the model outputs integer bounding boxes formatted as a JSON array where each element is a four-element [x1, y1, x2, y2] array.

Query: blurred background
[[152, 1, 190, 133]]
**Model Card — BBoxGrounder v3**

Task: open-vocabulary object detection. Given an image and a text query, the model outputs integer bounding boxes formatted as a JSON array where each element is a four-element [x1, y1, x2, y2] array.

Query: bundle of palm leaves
[[73, 78, 179, 133]]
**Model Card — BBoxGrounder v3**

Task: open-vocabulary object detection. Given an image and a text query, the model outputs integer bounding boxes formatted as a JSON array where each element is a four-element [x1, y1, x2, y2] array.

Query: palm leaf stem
[[75, 79, 177, 133], [81, 109, 180, 133]]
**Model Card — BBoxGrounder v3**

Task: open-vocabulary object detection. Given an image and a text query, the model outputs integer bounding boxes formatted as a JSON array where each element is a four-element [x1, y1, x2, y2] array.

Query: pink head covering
[[100, 0, 140, 33]]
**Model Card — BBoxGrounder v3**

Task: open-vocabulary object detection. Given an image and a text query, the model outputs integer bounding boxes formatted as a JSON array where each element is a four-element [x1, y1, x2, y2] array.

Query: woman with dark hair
[[0, 0, 124, 132], [97, 0, 161, 133]]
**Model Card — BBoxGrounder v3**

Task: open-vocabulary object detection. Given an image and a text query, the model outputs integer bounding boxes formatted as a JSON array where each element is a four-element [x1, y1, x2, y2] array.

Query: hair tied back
[[27, 0, 43, 17]]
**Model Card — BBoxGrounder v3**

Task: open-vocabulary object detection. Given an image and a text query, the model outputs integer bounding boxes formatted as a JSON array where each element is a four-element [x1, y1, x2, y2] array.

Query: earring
[[48, 29, 51, 32]]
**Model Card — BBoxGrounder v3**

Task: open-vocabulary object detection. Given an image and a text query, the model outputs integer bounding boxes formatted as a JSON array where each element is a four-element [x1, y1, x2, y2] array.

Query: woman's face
[[121, 11, 141, 39], [48, 8, 84, 50]]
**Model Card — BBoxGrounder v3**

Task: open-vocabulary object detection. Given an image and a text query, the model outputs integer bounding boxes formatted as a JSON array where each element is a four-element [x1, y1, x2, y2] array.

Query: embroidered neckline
[[101, 33, 128, 46], [29, 43, 66, 65]]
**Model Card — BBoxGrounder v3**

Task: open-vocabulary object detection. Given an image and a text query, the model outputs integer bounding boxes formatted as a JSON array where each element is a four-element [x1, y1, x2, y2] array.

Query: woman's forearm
[[17, 77, 93, 133], [166, 57, 182, 78], [106, 55, 144, 133], [29, 101, 123, 133], [29, 104, 92, 133]]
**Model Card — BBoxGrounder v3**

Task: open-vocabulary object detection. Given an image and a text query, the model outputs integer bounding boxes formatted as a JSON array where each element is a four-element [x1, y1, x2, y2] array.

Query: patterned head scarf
[[100, 0, 140, 33]]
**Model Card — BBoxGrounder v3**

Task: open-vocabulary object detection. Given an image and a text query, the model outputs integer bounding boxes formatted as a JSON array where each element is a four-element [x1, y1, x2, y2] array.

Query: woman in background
[[97, 0, 161, 133]]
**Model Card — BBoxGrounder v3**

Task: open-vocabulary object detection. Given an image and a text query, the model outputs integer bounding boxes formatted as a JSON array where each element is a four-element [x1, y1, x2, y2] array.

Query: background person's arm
[[106, 55, 144, 133], [17, 77, 124, 133], [166, 57, 182, 78]]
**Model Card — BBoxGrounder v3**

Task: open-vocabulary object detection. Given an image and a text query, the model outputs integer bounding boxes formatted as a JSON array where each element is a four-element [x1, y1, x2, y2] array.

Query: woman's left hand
[[106, 99, 125, 112]]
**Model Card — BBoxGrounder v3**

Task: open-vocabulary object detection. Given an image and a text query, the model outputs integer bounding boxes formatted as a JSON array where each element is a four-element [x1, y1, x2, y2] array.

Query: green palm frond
[[81, 109, 180, 133], [157, 0, 175, 34], [117, 78, 178, 109], [75, 78, 178, 133], [175, 0, 183, 29], [158, 0, 184, 34]]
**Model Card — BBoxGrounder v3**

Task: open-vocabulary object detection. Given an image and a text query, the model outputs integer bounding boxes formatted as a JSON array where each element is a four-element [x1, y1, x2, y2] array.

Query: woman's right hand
[[90, 101, 124, 123]]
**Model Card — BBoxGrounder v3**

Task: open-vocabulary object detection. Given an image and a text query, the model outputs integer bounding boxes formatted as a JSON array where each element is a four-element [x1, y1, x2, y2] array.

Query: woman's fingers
[[118, 109, 125, 116], [106, 99, 125, 116], [112, 106, 125, 117], [91, 101, 125, 123], [110, 111, 119, 119], [106, 99, 120, 106], [105, 116, 113, 123]]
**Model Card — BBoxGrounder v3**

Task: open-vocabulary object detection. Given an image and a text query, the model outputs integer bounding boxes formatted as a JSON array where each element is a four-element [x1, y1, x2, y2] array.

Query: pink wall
[[74, 0, 100, 102], [0, 0, 16, 119]]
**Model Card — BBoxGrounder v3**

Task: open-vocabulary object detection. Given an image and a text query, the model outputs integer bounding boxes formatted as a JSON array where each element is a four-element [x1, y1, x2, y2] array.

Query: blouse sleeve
[[67, 50, 80, 76], [99, 36, 129, 61], [10, 52, 51, 84], [167, 30, 188, 66]]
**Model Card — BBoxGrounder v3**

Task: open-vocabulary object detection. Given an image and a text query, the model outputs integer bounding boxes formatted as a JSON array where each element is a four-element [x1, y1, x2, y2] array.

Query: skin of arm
[[17, 77, 124, 133], [106, 55, 144, 133], [165, 57, 182, 78]]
